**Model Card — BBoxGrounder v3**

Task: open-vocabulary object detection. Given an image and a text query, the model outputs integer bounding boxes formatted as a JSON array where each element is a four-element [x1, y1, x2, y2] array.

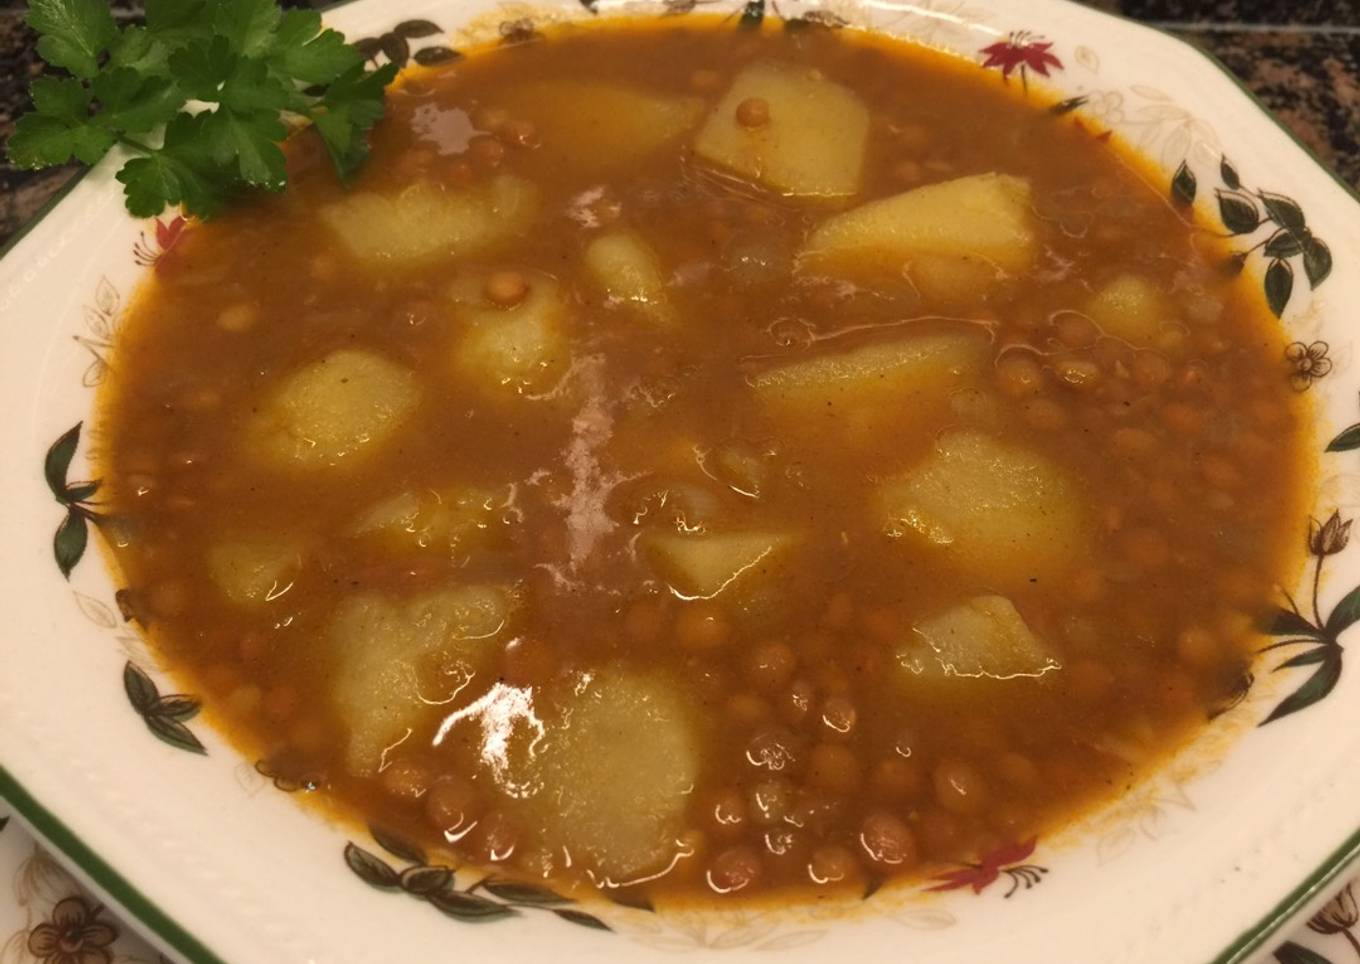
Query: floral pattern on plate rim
[[27, 0, 1353, 945]]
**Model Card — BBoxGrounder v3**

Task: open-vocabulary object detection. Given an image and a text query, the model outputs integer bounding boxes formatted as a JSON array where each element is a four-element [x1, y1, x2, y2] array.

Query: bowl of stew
[[3, 0, 1359, 961]]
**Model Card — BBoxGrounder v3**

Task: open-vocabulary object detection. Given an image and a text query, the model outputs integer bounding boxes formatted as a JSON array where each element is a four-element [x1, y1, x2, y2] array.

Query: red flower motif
[[979, 32, 1063, 91], [132, 215, 188, 270], [925, 837, 1047, 898]]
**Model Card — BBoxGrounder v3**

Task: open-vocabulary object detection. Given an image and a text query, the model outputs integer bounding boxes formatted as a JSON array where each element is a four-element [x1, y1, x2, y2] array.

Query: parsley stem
[[116, 135, 155, 155]]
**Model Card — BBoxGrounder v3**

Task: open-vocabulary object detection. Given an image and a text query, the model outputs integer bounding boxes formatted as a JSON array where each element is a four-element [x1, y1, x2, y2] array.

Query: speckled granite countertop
[[0, 0, 1357, 242]]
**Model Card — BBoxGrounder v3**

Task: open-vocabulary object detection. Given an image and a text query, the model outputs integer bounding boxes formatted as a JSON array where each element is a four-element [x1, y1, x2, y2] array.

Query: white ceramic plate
[[3, 1, 1360, 961]]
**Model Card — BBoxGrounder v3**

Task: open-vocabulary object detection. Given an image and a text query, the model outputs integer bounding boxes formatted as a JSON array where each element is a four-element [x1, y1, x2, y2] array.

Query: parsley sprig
[[9, 0, 399, 218]]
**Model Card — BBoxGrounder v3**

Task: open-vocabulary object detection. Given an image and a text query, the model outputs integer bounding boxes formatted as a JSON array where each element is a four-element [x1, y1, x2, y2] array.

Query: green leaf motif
[[1263, 229, 1304, 259], [145, 711, 206, 754], [1170, 161, 1196, 206], [123, 661, 159, 713], [26, 0, 118, 78], [64, 481, 100, 503], [394, 20, 442, 39], [1264, 258, 1294, 317], [1274, 941, 1335, 964], [53, 509, 88, 579], [427, 888, 518, 922], [344, 843, 401, 889], [1219, 156, 1241, 190], [477, 878, 571, 906], [1269, 608, 1320, 637], [44, 422, 82, 501], [1215, 190, 1259, 234], [121, 663, 206, 752], [1274, 647, 1330, 670], [1261, 191, 1307, 233], [1263, 647, 1343, 725], [153, 694, 201, 721], [553, 908, 611, 931], [1325, 585, 1360, 636], [1047, 95, 1089, 116], [413, 47, 460, 67], [1326, 424, 1360, 453], [400, 865, 453, 896], [1303, 236, 1333, 288], [370, 824, 426, 865]]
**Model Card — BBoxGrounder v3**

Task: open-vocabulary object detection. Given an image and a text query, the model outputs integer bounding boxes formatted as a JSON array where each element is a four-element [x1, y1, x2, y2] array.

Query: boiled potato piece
[[352, 486, 503, 556], [1087, 274, 1165, 345], [877, 430, 1086, 585], [320, 174, 537, 264], [497, 81, 703, 175], [800, 174, 1036, 288], [646, 530, 795, 599], [899, 596, 1060, 683], [584, 230, 672, 322], [694, 62, 869, 198], [331, 585, 516, 774], [752, 326, 989, 424], [451, 272, 568, 393], [207, 538, 301, 606], [521, 668, 699, 885], [250, 349, 419, 468]]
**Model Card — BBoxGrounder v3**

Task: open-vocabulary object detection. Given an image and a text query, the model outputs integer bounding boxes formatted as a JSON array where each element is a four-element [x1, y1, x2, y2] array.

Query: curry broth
[[96, 17, 1310, 905]]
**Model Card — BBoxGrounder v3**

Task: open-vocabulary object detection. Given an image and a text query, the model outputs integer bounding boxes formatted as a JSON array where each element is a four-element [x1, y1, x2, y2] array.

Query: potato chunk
[[522, 668, 699, 885], [646, 530, 795, 599], [352, 486, 504, 557], [320, 175, 537, 264], [877, 430, 1086, 585], [751, 326, 989, 435], [451, 271, 568, 393], [584, 230, 672, 322], [497, 81, 703, 175], [899, 596, 1060, 684], [250, 349, 419, 468], [207, 538, 301, 606], [330, 585, 516, 774], [694, 62, 868, 198], [800, 174, 1036, 288], [1086, 274, 1166, 345]]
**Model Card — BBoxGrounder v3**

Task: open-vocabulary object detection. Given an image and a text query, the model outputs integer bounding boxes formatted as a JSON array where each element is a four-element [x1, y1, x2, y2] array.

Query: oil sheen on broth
[[97, 18, 1310, 905]]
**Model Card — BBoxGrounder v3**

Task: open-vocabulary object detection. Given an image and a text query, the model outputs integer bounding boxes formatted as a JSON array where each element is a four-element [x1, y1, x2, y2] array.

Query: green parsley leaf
[[30, 75, 91, 124], [91, 68, 183, 133], [278, 27, 362, 86], [107, 26, 171, 75], [213, 0, 282, 58], [202, 108, 288, 189], [218, 57, 293, 114], [311, 61, 398, 179], [144, 0, 207, 34], [117, 113, 235, 217], [167, 36, 235, 101], [26, 0, 117, 79], [15, 0, 397, 218], [9, 112, 114, 167]]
